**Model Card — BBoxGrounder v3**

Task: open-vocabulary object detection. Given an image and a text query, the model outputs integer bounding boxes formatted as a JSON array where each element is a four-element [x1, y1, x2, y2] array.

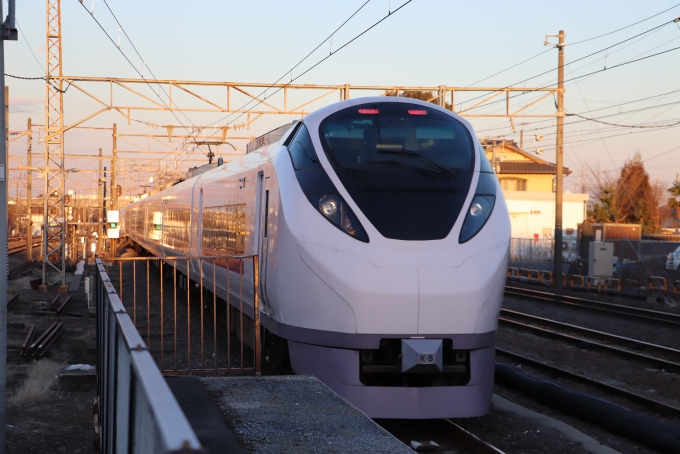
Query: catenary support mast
[[42, 0, 67, 288], [553, 30, 566, 290]]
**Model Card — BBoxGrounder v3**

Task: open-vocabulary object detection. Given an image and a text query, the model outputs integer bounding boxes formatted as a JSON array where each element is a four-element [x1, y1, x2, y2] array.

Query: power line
[[461, 37, 680, 118], [474, 87, 680, 134], [214, 0, 398, 128], [173, 0, 414, 168], [464, 4, 680, 90], [570, 3, 680, 46], [15, 19, 45, 73], [567, 111, 680, 129], [455, 17, 678, 112], [76, 0, 196, 136]]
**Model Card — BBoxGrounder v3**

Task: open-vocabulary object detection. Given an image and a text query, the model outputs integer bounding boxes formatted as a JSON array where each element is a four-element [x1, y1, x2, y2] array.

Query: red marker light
[[408, 109, 427, 115], [358, 109, 379, 114]]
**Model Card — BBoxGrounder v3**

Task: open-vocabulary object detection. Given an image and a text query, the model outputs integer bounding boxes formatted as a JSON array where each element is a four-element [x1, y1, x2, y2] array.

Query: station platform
[[167, 375, 413, 453]]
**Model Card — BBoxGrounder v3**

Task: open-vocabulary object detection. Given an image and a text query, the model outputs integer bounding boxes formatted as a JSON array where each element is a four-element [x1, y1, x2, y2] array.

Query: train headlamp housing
[[459, 172, 497, 243], [285, 123, 369, 242]]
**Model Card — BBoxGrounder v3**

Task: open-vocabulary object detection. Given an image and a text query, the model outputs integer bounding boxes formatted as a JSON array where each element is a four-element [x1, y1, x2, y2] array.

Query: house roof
[[499, 161, 567, 175], [480, 139, 571, 176]]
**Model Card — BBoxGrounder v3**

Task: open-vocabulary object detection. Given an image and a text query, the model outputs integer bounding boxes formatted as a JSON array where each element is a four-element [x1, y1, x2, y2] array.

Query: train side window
[[287, 124, 322, 170]]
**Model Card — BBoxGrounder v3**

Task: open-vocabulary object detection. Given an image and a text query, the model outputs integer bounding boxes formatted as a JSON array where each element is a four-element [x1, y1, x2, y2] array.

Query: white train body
[[124, 97, 510, 419]]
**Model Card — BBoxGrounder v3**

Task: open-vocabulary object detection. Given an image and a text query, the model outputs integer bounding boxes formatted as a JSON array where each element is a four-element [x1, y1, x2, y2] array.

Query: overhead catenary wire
[[455, 17, 679, 112], [100, 0, 381, 165], [171, 0, 414, 168], [570, 3, 680, 46], [76, 0, 197, 137], [464, 4, 680, 89], [474, 87, 680, 134], [460, 38, 680, 119]]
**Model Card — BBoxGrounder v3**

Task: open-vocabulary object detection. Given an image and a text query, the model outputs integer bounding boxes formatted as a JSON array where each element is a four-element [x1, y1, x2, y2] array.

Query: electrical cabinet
[[589, 241, 614, 277]]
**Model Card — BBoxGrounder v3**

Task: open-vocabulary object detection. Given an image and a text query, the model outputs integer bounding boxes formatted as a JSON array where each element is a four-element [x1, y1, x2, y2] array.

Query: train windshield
[[318, 102, 476, 240]]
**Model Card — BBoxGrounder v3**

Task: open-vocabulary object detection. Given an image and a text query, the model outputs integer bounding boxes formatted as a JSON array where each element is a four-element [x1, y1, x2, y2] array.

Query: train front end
[[269, 97, 510, 419]]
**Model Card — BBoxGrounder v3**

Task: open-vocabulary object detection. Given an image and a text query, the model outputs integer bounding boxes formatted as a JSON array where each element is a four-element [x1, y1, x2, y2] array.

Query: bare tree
[[383, 90, 452, 110], [583, 163, 622, 223]]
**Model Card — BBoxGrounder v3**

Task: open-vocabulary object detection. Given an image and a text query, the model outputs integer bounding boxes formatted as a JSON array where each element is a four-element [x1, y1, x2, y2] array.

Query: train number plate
[[418, 354, 435, 364]]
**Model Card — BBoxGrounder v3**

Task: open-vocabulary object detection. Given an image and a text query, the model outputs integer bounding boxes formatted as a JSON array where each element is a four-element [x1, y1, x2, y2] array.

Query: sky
[[5, 0, 680, 196]]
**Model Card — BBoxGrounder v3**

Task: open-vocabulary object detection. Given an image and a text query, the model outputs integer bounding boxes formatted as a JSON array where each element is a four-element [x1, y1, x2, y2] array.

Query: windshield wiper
[[375, 149, 454, 179]]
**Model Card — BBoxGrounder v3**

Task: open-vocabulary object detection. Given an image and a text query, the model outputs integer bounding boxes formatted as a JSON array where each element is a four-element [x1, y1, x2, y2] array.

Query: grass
[[8, 359, 63, 407]]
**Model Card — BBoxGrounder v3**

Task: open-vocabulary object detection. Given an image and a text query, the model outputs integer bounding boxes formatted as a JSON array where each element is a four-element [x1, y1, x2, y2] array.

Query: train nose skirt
[[401, 339, 443, 373]]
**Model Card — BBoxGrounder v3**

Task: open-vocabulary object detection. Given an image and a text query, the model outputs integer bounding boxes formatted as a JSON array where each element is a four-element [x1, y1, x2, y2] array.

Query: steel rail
[[442, 419, 506, 454], [499, 311, 680, 373], [497, 348, 680, 418], [505, 285, 680, 327]]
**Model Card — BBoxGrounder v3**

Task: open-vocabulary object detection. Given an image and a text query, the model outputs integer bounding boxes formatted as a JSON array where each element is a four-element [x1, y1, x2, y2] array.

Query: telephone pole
[[98, 147, 103, 254], [1, 2, 18, 450], [111, 123, 117, 257], [552, 30, 566, 290], [26, 118, 33, 260]]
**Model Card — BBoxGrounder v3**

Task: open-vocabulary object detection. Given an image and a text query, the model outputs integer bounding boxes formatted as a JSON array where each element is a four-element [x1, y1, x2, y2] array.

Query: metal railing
[[103, 255, 261, 374], [95, 258, 202, 453]]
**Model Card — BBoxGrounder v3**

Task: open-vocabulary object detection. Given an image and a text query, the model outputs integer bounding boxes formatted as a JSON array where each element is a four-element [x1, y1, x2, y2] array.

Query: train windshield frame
[[318, 102, 476, 241]]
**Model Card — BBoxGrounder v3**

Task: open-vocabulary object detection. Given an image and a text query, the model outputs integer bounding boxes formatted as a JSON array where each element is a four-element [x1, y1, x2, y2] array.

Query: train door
[[256, 173, 271, 311]]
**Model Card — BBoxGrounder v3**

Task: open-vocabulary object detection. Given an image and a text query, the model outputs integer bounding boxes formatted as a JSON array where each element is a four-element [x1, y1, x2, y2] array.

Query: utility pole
[[26, 118, 32, 260], [98, 147, 103, 254], [103, 166, 107, 256], [1, 2, 18, 451], [111, 124, 117, 257], [552, 30, 566, 291]]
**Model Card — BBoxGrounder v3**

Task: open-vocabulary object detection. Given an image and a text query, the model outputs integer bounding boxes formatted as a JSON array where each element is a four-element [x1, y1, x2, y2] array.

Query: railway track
[[377, 418, 506, 453], [499, 308, 680, 373], [497, 348, 680, 419], [442, 419, 505, 453], [8, 236, 42, 255], [505, 285, 680, 328]]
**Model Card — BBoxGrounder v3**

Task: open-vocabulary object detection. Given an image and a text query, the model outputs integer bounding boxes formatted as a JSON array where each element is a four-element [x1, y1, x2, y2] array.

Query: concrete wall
[[504, 191, 589, 239]]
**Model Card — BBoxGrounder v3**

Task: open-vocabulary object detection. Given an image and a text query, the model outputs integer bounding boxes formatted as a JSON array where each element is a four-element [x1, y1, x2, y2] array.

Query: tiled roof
[[499, 161, 570, 175]]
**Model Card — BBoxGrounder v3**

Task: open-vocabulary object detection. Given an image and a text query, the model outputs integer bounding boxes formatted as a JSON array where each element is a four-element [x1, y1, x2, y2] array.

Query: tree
[[383, 90, 452, 110], [668, 179, 680, 220], [588, 179, 618, 222], [584, 163, 621, 223], [616, 152, 658, 233]]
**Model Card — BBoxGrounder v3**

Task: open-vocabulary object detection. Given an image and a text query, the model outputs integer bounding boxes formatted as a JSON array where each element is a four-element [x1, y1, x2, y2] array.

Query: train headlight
[[469, 201, 486, 217], [315, 193, 367, 240], [459, 172, 497, 243], [319, 196, 339, 217], [286, 122, 369, 242]]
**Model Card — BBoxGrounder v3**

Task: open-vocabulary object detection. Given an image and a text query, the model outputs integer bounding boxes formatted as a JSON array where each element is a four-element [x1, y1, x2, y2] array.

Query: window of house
[[500, 178, 527, 191]]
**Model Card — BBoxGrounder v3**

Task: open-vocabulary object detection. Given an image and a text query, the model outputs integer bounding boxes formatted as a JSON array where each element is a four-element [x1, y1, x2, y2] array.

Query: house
[[480, 139, 589, 243]]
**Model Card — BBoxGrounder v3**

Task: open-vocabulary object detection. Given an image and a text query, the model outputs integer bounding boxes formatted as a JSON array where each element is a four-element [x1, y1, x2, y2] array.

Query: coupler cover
[[401, 339, 443, 373]]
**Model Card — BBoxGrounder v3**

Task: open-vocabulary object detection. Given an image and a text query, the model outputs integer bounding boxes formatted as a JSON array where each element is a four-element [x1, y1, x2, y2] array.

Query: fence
[[509, 238, 555, 263], [607, 240, 678, 289], [102, 255, 261, 374], [508, 238, 680, 295], [95, 258, 202, 453]]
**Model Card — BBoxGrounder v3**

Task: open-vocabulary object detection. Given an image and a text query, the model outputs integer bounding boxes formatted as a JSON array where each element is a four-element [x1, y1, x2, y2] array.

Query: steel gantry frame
[[52, 76, 561, 175], [43, 0, 66, 288]]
